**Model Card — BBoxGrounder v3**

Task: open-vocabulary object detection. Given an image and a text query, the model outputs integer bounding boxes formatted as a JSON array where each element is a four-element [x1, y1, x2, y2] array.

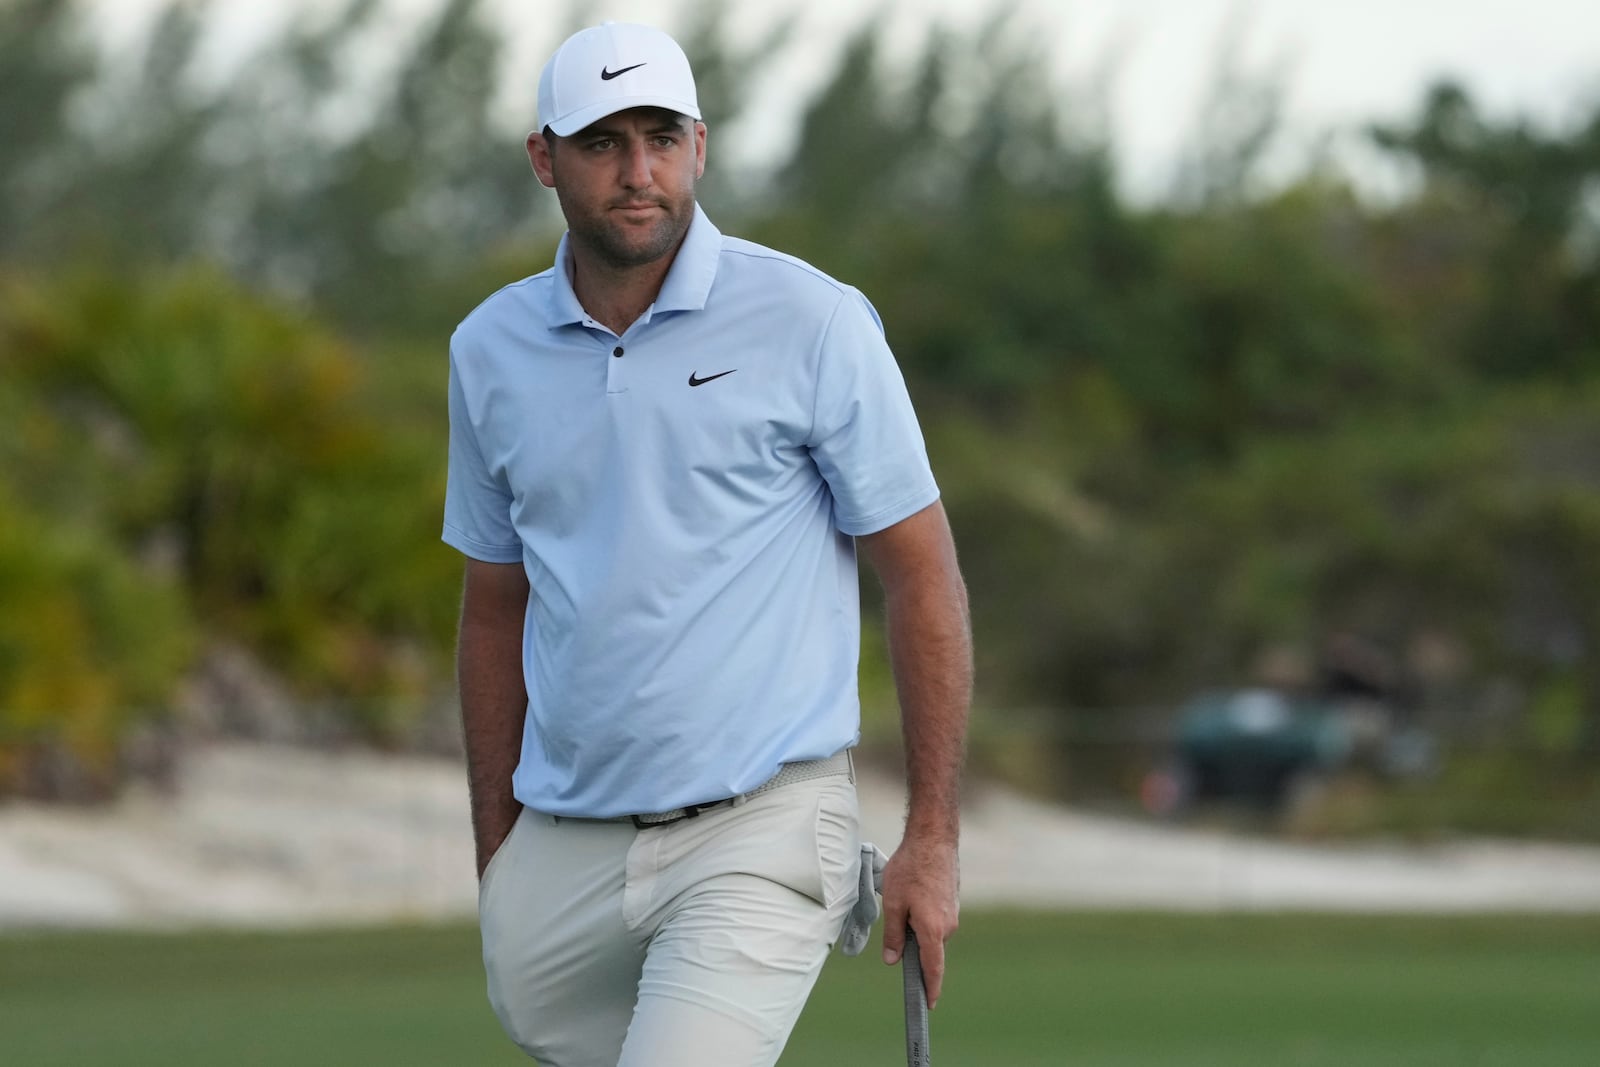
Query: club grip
[[902, 929, 931, 1066]]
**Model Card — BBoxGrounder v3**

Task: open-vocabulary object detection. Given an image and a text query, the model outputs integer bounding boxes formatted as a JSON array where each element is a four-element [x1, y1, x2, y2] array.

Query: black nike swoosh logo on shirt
[[688, 370, 736, 387], [600, 63, 647, 80]]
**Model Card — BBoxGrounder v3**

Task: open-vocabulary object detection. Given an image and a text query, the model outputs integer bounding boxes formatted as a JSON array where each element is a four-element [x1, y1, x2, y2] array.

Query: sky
[[88, 0, 1600, 199]]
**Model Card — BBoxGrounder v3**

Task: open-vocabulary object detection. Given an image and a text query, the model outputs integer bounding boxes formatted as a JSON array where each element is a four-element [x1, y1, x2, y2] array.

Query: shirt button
[[613, 346, 624, 358]]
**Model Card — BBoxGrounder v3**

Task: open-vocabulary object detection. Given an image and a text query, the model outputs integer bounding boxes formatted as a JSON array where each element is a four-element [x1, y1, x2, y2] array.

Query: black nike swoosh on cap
[[600, 63, 647, 80], [688, 370, 736, 387]]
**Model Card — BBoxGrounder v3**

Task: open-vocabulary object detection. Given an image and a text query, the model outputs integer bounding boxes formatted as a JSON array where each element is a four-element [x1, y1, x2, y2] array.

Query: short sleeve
[[807, 289, 940, 536], [442, 347, 522, 563]]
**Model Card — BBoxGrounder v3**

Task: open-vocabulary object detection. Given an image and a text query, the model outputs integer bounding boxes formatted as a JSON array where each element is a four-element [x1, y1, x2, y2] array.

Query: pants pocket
[[650, 779, 863, 919], [477, 808, 524, 914], [813, 786, 861, 910]]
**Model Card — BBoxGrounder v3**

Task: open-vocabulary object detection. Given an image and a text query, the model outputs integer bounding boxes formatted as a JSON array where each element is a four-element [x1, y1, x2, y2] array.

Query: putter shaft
[[902, 930, 931, 1066]]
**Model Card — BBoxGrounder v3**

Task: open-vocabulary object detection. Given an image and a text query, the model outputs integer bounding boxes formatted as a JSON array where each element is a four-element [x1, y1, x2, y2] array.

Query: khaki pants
[[478, 771, 862, 1066]]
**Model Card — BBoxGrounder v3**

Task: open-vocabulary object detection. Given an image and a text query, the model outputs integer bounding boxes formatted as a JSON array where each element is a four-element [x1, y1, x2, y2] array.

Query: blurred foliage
[[0, 478, 193, 795], [0, 265, 460, 779], [1, 0, 1598, 825]]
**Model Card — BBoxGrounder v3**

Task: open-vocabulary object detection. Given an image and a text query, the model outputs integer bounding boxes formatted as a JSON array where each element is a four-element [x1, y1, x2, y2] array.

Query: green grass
[[3, 912, 1599, 1066]]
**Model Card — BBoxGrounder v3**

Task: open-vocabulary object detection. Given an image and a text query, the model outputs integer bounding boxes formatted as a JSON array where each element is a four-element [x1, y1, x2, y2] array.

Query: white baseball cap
[[537, 22, 702, 137]]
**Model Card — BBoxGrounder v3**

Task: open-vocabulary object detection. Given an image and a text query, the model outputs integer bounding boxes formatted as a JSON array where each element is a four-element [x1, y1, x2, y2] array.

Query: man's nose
[[620, 141, 652, 189]]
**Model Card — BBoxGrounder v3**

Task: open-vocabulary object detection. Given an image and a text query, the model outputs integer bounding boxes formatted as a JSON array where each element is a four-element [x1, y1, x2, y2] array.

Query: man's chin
[[592, 221, 686, 269]]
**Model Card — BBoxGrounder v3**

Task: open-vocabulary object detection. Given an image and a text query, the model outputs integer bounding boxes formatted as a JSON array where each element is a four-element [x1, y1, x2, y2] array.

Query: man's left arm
[[857, 499, 972, 1011]]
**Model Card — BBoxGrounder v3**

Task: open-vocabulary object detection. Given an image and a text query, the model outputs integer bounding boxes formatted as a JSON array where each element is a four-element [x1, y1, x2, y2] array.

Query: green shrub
[[0, 483, 193, 796]]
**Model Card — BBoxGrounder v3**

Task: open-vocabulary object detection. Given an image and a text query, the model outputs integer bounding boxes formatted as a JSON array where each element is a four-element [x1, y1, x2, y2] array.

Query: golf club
[[902, 928, 930, 1066]]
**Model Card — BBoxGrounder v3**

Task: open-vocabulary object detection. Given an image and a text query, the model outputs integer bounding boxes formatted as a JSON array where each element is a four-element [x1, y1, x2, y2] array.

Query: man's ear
[[694, 121, 707, 180], [527, 131, 557, 189]]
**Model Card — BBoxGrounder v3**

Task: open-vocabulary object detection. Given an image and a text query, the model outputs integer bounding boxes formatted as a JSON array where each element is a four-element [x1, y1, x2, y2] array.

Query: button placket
[[604, 338, 628, 395]]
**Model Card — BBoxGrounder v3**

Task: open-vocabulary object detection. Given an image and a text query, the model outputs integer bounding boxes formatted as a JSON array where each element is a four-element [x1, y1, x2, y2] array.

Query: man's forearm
[[861, 502, 973, 843], [885, 562, 972, 843], [859, 502, 971, 1005], [457, 571, 530, 878]]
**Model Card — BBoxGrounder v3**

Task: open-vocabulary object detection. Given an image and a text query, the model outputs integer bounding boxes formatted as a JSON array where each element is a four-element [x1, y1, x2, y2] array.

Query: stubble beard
[[565, 190, 696, 272]]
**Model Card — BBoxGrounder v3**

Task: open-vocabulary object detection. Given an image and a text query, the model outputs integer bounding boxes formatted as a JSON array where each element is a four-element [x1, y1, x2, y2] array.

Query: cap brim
[[547, 96, 703, 137]]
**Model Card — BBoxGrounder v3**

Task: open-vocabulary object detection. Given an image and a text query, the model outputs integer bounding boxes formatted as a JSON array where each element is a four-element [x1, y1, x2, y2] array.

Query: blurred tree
[[0, 268, 460, 743], [1166, 383, 1600, 753], [0, 0, 98, 256], [0, 0, 811, 337], [760, 7, 1127, 402], [1171, 9, 1289, 208], [13, 3, 230, 268], [775, 24, 918, 222], [229, 0, 541, 335], [1372, 82, 1600, 380], [0, 481, 194, 799], [1141, 179, 1436, 459], [672, 0, 797, 213]]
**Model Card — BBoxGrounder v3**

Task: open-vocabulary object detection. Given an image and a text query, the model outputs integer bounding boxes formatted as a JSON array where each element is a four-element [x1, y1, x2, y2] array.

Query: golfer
[[443, 21, 970, 1066]]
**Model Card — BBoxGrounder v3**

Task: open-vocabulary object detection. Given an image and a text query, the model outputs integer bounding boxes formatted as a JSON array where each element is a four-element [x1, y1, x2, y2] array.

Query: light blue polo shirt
[[443, 205, 938, 818]]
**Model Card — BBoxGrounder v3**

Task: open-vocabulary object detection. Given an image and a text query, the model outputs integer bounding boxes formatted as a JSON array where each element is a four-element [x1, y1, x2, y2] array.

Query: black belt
[[621, 751, 852, 829]]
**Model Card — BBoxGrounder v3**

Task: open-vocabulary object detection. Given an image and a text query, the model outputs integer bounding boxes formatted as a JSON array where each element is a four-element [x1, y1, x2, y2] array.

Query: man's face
[[528, 108, 707, 271]]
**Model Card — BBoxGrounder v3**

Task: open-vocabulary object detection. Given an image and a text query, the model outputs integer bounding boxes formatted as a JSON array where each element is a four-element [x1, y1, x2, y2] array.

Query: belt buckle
[[632, 807, 685, 829], [630, 798, 730, 829]]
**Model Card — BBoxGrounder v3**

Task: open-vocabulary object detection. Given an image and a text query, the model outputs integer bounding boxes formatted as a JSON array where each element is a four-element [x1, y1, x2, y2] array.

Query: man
[[443, 21, 970, 1067]]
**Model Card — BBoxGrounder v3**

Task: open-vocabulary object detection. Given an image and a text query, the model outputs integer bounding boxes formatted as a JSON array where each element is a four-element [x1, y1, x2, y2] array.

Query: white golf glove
[[838, 842, 889, 957]]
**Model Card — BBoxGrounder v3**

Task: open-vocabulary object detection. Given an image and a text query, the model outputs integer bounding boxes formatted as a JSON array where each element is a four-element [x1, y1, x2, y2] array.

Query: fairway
[[3, 912, 1599, 1066]]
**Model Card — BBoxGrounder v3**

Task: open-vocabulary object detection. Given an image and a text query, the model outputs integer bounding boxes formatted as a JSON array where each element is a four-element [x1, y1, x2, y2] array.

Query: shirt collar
[[544, 203, 722, 329], [654, 203, 721, 314]]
